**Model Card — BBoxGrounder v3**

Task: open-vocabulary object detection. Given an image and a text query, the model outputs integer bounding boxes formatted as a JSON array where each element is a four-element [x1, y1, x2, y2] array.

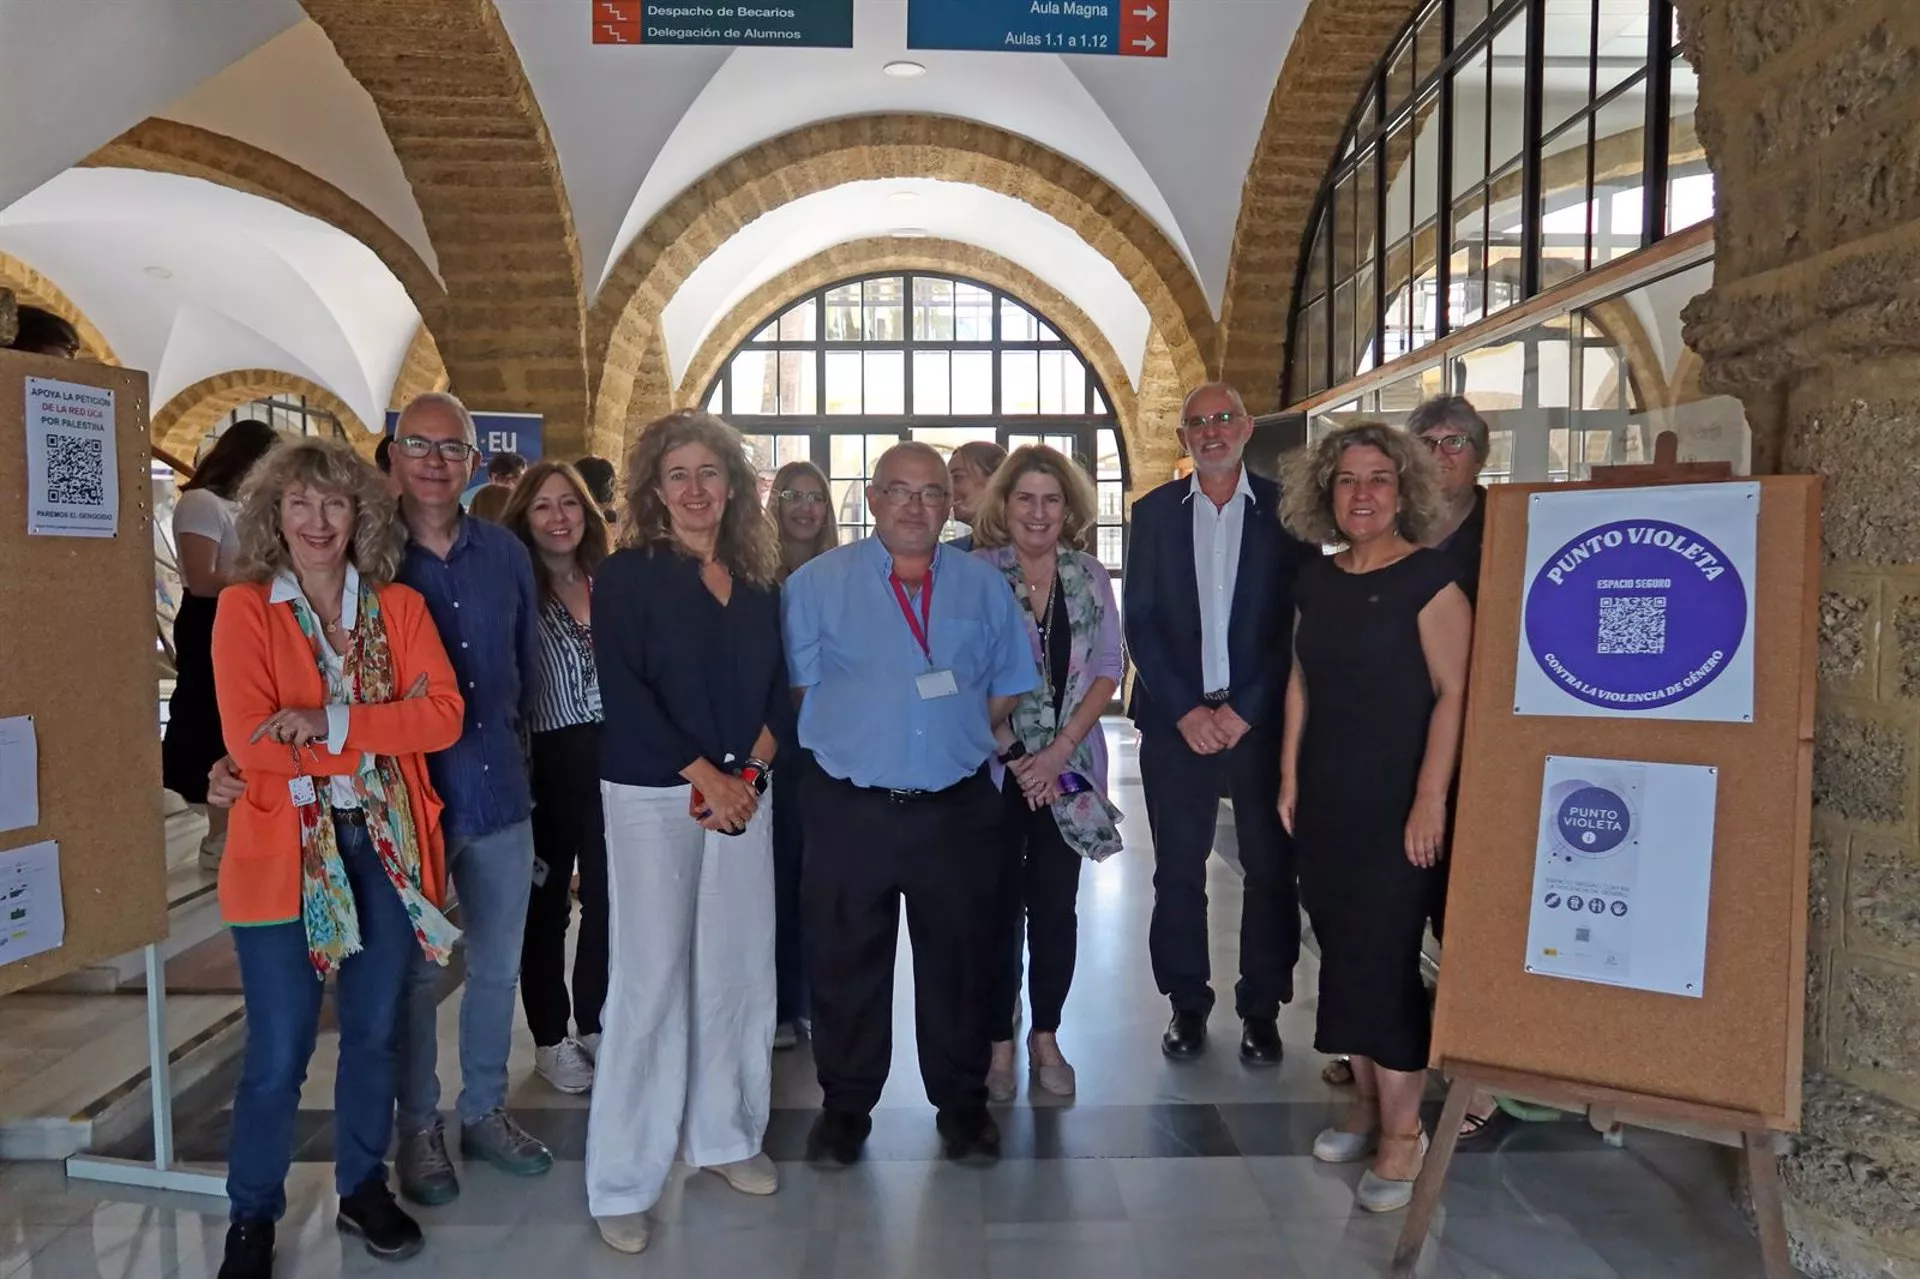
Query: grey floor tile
[[1130, 1220, 1304, 1278], [977, 1158, 1129, 1224], [1245, 1154, 1372, 1221], [802, 1224, 987, 1279], [0, 1226, 69, 1279], [1282, 1212, 1462, 1279], [1110, 1156, 1271, 1222], [984, 1221, 1146, 1279], [1430, 1211, 1624, 1278], [1572, 1209, 1781, 1279]]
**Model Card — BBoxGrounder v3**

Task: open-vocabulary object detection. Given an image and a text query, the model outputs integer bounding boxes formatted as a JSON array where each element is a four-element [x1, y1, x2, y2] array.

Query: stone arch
[[670, 237, 1141, 457], [388, 322, 451, 411], [151, 369, 372, 460], [590, 114, 1217, 458], [1219, 0, 1423, 412], [0, 251, 118, 365], [301, 0, 590, 451], [80, 118, 446, 328]]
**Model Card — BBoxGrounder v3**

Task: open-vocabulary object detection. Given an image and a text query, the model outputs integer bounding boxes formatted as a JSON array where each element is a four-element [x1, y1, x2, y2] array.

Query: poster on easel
[[1516, 483, 1759, 722]]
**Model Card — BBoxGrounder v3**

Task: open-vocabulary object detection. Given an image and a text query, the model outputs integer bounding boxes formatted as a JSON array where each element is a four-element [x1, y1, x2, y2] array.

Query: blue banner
[[907, 0, 1168, 56]]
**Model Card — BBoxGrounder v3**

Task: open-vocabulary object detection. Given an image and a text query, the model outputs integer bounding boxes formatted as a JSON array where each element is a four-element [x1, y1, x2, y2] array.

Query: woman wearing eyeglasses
[[766, 460, 838, 1049]]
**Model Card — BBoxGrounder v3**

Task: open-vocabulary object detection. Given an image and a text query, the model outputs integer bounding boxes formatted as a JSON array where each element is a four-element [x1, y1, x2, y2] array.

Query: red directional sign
[[592, 0, 641, 44], [1118, 1, 1169, 57]]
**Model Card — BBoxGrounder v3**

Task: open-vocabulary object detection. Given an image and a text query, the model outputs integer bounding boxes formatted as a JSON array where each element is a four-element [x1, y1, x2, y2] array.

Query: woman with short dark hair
[[1279, 422, 1471, 1215]]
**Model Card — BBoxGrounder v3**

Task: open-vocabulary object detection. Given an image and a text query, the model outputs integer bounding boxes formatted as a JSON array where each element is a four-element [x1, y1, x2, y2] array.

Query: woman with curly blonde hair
[[211, 438, 466, 1276], [1275, 422, 1471, 1216], [587, 410, 792, 1254]]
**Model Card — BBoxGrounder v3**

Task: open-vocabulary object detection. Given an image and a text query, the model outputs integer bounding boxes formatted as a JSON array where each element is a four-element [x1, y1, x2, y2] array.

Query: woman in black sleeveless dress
[[1278, 422, 1472, 1215]]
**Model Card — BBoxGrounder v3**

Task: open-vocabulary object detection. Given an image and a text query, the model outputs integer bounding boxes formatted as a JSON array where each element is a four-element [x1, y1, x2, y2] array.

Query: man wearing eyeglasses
[[210, 392, 553, 1197], [1124, 382, 1310, 1066], [782, 441, 1035, 1169]]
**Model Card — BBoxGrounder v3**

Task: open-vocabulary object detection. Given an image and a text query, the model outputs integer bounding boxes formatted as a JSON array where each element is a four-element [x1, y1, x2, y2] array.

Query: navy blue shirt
[[784, 537, 1035, 791], [399, 515, 540, 839], [595, 546, 791, 789]]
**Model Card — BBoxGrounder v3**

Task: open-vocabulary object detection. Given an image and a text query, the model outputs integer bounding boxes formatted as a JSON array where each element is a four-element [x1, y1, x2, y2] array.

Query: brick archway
[[670, 237, 1141, 452], [589, 114, 1217, 459], [151, 369, 371, 460], [0, 251, 118, 365], [1218, 0, 1422, 413]]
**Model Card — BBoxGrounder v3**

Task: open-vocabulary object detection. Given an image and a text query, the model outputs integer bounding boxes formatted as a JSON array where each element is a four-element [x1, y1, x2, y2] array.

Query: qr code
[[1597, 595, 1667, 655], [44, 436, 105, 506], [1575, 927, 1591, 943]]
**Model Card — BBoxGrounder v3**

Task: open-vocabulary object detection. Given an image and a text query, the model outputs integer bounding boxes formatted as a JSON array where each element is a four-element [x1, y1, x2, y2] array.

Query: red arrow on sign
[[1119, 1, 1168, 57]]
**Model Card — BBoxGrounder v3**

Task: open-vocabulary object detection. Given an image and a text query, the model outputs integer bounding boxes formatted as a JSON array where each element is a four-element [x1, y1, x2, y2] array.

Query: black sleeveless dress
[[1293, 547, 1458, 1073]]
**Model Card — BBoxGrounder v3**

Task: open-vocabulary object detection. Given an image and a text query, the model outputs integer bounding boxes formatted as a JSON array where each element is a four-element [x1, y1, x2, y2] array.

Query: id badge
[[288, 775, 317, 807], [915, 668, 960, 700], [531, 856, 550, 889]]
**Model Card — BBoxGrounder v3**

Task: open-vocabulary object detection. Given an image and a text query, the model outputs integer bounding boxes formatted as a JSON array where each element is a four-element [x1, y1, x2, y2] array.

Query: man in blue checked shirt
[[783, 441, 1035, 1170], [210, 392, 551, 1205]]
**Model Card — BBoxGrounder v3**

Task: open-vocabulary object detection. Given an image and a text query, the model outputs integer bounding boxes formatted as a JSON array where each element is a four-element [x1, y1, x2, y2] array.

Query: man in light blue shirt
[[784, 441, 1034, 1168]]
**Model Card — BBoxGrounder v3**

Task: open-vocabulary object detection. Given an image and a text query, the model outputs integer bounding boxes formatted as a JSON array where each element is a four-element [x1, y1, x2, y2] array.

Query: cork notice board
[[1430, 477, 1820, 1130], [0, 352, 168, 997]]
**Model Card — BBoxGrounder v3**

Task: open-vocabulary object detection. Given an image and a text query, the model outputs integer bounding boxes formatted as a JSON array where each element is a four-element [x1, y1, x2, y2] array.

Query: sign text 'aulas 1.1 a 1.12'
[[590, 0, 854, 47], [907, 0, 1169, 57]]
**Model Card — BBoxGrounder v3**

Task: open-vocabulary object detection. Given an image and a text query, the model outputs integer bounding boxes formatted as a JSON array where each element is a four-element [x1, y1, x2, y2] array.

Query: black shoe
[[217, 1222, 274, 1279], [1161, 1009, 1208, 1059], [936, 1106, 1002, 1165], [805, 1109, 872, 1169], [1239, 1017, 1284, 1066], [336, 1180, 425, 1261]]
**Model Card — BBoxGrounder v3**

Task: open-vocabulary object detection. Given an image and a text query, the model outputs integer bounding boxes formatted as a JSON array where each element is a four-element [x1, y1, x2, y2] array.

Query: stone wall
[[1678, 1, 1920, 1274], [0, 288, 15, 348]]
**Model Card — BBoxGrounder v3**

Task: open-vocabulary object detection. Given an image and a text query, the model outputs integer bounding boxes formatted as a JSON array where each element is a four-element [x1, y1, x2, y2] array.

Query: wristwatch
[[737, 758, 773, 795], [997, 740, 1028, 764]]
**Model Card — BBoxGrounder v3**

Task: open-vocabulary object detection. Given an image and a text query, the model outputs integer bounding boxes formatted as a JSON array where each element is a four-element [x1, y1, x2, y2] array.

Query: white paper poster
[[0, 716, 38, 833], [24, 376, 118, 538], [1524, 756, 1719, 998], [0, 841, 65, 968], [1515, 483, 1759, 722]]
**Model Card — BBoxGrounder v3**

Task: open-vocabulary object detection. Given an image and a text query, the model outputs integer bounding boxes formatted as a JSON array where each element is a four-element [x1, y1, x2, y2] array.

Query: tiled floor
[[0, 727, 1795, 1278]]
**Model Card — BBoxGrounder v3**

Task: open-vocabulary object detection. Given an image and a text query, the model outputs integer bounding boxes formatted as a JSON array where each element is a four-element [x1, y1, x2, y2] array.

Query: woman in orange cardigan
[[210, 438, 464, 1279]]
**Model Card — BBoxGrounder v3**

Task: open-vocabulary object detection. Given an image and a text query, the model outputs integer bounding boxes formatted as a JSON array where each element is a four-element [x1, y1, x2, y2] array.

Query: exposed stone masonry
[[1679, 1, 1920, 1273]]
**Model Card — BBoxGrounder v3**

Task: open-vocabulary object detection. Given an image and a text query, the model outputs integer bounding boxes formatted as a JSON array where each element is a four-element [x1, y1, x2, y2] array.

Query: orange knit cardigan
[[210, 579, 465, 926]]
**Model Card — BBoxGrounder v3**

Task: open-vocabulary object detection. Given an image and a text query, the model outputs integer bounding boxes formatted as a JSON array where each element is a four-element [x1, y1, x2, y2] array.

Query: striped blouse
[[528, 593, 602, 733]]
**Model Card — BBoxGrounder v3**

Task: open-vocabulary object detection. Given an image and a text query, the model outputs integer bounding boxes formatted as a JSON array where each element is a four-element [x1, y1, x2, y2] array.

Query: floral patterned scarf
[[285, 577, 460, 977], [995, 548, 1125, 862]]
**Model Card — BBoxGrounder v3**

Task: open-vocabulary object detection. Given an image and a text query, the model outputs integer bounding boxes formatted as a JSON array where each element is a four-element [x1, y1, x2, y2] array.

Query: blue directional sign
[[907, 0, 1169, 57], [591, 1, 854, 48]]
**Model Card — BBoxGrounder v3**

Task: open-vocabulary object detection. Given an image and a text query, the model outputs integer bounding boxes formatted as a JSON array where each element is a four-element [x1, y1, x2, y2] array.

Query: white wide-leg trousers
[[585, 781, 775, 1218]]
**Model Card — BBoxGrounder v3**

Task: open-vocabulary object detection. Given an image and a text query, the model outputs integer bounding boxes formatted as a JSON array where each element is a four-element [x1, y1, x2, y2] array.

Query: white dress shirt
[[270, 565, 362, 809], [1188, 465, 1254, 696]]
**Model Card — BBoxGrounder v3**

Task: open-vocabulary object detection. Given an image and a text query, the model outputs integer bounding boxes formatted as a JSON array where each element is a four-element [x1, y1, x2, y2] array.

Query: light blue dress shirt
[[784, 536, 1036, 791]]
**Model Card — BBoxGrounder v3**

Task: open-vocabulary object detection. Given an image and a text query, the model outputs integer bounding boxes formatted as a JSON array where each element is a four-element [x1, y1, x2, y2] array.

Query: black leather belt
[[845, 766, 986, 805]]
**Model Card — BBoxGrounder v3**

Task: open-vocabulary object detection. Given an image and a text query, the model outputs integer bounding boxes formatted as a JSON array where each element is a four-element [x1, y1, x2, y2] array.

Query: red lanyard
[[889, 568, 934, 663]]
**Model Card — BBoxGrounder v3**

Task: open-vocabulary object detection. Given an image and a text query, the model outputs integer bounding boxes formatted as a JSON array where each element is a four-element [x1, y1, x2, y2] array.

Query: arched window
[[1286, 0, 1710, 404], [704, 272, 1129, 574]]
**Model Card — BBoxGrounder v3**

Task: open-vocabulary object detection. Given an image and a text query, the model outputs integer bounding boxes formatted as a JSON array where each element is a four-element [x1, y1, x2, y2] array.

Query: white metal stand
[[63, 943, 226, 1197]]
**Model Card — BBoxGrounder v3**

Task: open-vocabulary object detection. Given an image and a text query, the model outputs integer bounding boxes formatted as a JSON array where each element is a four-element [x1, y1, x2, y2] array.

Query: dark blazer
[[1123, 469, 1311, 735]]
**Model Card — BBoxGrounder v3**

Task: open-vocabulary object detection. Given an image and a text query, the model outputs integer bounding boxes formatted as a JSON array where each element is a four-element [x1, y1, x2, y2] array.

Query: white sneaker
[[197, 832, 225, 871], [703, 1152, 778, 1196], [534, 1038, 595, 1094], [773, 1021, 798, 1050], [595, 1212, 651, 1254], [578, 1032, 602, 1061]]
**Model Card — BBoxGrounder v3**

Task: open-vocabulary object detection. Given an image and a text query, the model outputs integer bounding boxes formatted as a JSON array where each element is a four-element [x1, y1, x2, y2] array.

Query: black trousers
[[1140, 722, 1299, 1020], [520, 722, 610, 1047], [771, 749, 814, 1024], [802, 767, 1002, 1115], [990, 775, 1083, 1041]]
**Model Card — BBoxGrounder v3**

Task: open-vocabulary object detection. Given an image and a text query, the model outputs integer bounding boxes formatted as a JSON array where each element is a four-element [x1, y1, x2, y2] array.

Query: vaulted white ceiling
[[0, 0, 1311, 426]]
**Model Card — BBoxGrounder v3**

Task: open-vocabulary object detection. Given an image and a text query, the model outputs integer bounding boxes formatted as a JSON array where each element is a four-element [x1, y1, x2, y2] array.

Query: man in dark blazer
[[1124, 381, 1309, 1063]]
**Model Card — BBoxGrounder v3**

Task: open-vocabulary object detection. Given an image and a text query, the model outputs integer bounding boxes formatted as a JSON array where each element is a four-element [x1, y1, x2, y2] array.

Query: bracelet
[[736, 760, 773, 795]]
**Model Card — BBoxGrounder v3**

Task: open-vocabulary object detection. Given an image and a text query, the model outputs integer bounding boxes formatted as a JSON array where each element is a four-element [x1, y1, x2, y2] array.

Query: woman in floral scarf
[[972, 445, 1126, 1100], [210, 439, 464, 1279]]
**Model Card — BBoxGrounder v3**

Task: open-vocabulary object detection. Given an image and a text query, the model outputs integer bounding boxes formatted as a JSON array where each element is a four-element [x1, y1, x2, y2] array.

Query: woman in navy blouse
[[584, 410, 790, 1256]]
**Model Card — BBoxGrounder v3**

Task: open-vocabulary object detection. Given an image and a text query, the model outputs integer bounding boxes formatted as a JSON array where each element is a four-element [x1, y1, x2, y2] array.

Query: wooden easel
[[1392, 432, 1803, 1279], [1391, 1062, 1792, 1277]]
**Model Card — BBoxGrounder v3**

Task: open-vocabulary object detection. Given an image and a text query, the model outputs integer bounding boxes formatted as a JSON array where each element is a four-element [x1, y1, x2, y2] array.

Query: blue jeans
[[227, 819, 415, 1223], [396, 819, 535, 1130]]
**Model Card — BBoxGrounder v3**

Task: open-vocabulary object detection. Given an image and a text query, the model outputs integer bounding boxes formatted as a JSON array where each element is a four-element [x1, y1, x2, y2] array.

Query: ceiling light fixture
[[143, 265, 173, 279], [883, 60, 927, 78]]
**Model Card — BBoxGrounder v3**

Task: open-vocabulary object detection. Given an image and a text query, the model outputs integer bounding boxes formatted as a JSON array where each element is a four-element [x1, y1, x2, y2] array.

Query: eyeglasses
[[775, 490, 827, 507], [393, 435, 479, 462], [877, 483, 949, 508], [1182, 410, 1244, 430], [1420, 433, 1474, 456]]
